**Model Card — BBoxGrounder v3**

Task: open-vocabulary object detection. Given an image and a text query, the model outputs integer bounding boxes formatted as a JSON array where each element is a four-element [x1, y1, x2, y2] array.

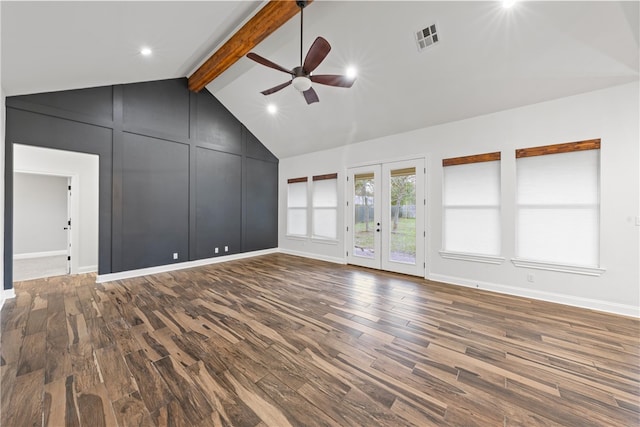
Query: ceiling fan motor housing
[[292, 76, 312, 92]]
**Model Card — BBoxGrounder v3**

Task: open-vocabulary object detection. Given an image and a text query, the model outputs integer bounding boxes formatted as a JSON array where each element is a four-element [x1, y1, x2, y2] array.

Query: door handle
[[376, 223, 380, 232], [63, 227, 69, 230]]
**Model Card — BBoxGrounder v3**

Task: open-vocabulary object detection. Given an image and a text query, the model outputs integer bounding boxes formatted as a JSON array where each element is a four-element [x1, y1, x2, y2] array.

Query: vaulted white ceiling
[[2, 1, 638, 159]]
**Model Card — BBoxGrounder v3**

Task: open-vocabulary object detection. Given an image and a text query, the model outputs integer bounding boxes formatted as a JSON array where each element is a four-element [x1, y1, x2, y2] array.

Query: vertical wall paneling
[[121, 133, 190, 270], [112, 85, 124, 273], [122, 79, 190, 140], [4, 78, 278, 289], [245, 157, 278, 252], [195, 148, 242, 258]]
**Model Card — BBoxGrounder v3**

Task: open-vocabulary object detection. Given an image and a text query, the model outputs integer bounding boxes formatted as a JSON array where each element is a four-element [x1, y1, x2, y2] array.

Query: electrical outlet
[[527, 273, 535, 283], [224, 246, 229, 252], [215, 247, 219, 254], [173, 253, 178, 260]]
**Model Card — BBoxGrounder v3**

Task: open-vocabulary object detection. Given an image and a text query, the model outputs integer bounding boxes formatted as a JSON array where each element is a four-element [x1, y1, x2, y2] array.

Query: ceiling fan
[[246, 0, 355, 104]]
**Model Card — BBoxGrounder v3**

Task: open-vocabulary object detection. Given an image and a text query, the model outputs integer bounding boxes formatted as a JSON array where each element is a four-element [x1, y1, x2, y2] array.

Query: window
[[287, 177, 308, 236], [516, 139, 600, 269], [312, 173, 338, 240], [442, 152, 501, 259]]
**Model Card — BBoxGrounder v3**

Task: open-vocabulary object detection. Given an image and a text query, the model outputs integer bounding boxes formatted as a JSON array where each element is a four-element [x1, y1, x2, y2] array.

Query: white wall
[[14, 145, 99, 273], [13, 173, 69, 255], [1, 79, 6, 300], [279, 82, 640, 317]]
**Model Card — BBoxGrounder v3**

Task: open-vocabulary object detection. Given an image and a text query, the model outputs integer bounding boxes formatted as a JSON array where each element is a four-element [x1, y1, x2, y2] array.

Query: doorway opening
[[12, 172, 71, 281], [12, 144, 99, 283]]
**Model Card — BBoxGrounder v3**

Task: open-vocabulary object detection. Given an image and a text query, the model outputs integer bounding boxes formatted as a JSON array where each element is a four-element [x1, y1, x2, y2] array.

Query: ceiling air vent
[[415, 24, 439, 51]]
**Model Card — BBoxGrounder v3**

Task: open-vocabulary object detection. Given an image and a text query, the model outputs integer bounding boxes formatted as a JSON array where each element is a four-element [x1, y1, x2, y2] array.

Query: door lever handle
[[63, 227, 69, 230]]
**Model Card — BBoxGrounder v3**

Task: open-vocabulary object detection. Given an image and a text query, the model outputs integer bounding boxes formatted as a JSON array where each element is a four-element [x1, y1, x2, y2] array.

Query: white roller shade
[[443, 160, 501, 255], [516, 149, 600, 267]]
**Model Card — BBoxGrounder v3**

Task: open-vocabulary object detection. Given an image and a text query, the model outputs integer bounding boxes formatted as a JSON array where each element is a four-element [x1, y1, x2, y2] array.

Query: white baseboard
[[0, 288, 16, 310], [78, 265, 98, 274], [13, 250, 67, 260], [428, 273, 640, 318], [96, 248, 279, 283], [278, 248, 346, 265]]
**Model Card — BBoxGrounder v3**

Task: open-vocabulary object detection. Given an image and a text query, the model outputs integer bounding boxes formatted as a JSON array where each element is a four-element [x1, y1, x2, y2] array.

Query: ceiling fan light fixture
[[292, 76, 312, 92]]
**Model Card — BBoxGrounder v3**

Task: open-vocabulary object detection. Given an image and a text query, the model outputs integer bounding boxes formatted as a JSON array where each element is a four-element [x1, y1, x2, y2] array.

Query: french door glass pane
[[354, 173, 375, 259], [389, 168, 416, 264]]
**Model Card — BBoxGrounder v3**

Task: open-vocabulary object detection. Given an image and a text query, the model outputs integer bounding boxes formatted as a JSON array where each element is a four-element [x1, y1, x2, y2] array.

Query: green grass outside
[[354, 217, 416, 261]]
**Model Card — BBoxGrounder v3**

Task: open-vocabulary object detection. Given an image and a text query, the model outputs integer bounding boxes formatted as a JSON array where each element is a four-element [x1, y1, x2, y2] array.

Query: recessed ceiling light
[[502, 0, 517, 8], [140, 47, 152, 56], [267, 104, 277, 115], [346, 66, 357, 80]]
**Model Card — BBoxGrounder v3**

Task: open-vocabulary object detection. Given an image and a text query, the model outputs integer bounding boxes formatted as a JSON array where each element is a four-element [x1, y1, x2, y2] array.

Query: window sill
[[439, 251, 505, 265], [511, 258, 606, 276], [311, 237, 339, 245], [286, 234, 308, 241]]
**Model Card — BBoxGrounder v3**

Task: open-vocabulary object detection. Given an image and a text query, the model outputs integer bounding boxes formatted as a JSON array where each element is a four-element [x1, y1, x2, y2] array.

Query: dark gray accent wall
[[196, 147, 242, 259], [4, 78, 278, 289]]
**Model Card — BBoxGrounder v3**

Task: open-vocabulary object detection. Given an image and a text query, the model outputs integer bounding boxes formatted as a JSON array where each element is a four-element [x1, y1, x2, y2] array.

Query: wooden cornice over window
[[516, 139, 600, 158], [188, 0, 312, 92], [287, 177, 308, 184], [443, 152, 501, 167], [312, 173, 338, 181]]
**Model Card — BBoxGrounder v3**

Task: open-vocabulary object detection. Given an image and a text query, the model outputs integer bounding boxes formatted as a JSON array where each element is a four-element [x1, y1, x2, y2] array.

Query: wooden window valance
[[312, 173, 338, 181], [287, 177, 308, 184], [443, 152, 501, 167], [516, 139, 600, 159]]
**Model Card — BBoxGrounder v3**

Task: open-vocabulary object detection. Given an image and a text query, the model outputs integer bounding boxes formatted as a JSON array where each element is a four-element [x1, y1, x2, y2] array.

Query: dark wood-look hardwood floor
[[1, 253, 638, 426]]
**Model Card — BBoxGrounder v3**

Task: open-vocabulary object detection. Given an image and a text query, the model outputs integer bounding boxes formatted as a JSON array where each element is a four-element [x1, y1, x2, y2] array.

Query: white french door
[[347, 159, 425, 276]]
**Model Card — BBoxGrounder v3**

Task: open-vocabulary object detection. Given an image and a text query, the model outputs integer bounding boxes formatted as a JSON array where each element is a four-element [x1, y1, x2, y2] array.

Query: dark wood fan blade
[[261, 80, 292, 95], [302, 37, 331, 74], [247, 52, 294, 75], [303, 87, 319, 104], [310, 74, 355, 88]]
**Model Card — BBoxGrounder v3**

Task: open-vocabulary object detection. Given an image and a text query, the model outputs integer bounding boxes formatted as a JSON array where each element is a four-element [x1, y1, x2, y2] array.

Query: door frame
[[346, 156, 427, 277], [13, 169, 79, 275]]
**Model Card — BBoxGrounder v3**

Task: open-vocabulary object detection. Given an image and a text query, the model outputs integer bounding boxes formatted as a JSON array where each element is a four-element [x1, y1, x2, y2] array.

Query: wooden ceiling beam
[[188, 0, 312, 92]]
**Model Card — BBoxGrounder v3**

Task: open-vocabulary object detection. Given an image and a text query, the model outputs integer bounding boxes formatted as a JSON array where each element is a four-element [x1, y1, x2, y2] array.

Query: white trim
[[78, 265, 98, 274], [428, 273, 638, 318], [285, 234, 308, 241], [347, 154, 428, 169], [96, 248, 278, 283], [0, 288, 16, 310], [439, 250, 505, 265], [13, 250, 67, 260], [279, 248, 346, 265], [310, 237, 339, 245], [511, 258, 606, 276]]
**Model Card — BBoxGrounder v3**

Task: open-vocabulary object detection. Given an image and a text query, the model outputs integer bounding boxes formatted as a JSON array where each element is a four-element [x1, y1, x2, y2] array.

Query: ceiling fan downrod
[[296, 1, 308, 67]]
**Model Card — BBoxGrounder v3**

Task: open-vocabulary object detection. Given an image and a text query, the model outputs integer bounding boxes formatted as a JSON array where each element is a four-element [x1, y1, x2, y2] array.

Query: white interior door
[[347, 158, 425, 276]]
